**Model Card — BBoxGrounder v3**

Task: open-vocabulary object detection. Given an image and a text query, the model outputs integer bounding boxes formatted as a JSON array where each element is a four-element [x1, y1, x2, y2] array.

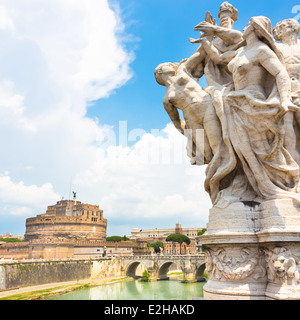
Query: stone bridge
[[116, 255, 206, 282]]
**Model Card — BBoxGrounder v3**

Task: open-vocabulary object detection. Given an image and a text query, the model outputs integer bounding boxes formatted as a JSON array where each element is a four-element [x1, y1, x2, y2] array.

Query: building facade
[[129, 224, 202, 242], [163, 241, 196, 255], [0, 240, 147, 260]]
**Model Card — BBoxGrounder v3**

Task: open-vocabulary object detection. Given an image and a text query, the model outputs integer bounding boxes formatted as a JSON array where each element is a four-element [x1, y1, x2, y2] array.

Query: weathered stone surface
[[0, 259, 92, 290]]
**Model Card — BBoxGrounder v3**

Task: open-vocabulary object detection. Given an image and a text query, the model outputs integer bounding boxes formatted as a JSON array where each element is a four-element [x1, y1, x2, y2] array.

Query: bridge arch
[[118, 255, 206, 282], [157, 261, 184, 280], [195, 263, 206, 281], [125, 261, 147, 278]]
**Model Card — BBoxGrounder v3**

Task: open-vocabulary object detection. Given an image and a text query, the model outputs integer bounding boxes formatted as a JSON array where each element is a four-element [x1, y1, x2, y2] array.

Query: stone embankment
[[0, 258, 116, 291]]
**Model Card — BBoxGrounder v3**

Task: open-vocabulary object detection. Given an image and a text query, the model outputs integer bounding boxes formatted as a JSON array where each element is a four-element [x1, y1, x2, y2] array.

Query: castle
[[25, 199, 107, 242], [0, 197, 149, 260]]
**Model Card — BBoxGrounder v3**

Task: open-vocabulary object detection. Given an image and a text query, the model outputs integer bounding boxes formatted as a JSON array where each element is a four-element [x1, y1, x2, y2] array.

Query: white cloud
[[0, 80, 35, 132], [73, 124, 211, 231], [0, 0, 134, 120], [0, 173, 60, 216], [0, 5, 15, 32]]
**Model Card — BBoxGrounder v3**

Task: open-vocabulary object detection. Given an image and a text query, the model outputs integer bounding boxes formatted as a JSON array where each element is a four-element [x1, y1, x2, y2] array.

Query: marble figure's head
[[218, 2, 238, 29], [243, 16, 284, 63], [154, 62, 178, 86], [273, 19, 300, 42]]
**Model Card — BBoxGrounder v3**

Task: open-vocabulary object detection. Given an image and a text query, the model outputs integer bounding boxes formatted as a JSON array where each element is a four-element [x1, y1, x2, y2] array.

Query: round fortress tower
[[24, 198, 107, 241]]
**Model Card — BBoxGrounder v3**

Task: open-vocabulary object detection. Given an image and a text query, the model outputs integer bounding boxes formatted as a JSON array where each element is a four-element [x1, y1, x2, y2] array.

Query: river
[[48, 279, 205, 300]]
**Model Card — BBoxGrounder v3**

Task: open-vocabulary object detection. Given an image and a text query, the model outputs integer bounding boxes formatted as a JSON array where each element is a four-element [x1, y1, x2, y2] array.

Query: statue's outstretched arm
[[183, 50, 206, 80], [194, 22, 243, 46], [214, 27, 243, 46], [164, 101, 185, 134], [200, 38, 236, 65]]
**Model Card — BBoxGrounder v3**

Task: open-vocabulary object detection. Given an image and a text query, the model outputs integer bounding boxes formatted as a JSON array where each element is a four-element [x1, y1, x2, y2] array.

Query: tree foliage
[[166, 234, 191, 245], [141, 270, 150, 282], [0, 238, 23, 243], [148, 241, 164, 253], [197, 228, 207, 236], [106, 235, 130, 242]]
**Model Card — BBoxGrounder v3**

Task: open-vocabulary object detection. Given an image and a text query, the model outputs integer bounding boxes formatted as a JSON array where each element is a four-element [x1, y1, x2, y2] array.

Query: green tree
[[166, 234, 191, 255], [141, 270, 150, 282], [0, 238, 23, 243], [148, 241, 164, 253], [197, 228, 207, 236], [106, 236, 130, 242]]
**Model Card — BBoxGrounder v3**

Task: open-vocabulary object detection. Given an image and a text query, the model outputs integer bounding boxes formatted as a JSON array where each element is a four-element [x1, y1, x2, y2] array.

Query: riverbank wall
[[0, 258, 118, 291]]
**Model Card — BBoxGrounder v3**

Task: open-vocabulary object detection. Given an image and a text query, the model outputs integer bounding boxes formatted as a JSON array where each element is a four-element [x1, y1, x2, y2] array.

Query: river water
[[49, 279, 205, 300]]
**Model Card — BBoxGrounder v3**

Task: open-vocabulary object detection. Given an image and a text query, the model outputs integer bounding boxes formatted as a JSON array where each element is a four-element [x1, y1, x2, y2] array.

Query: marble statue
[[154, 58, 221, 165], [156, 6, 300, 207], [202, 16, 300, 206], [273, 19, 300, 165], [159, 247, 164, 256], [189, 2, 243, 87], [155, 2, 300, 300]]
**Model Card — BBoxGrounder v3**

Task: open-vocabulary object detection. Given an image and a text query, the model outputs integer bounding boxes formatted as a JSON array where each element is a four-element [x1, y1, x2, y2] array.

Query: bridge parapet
[[117, 254, 204, 260], [116, 254, 206, 282]]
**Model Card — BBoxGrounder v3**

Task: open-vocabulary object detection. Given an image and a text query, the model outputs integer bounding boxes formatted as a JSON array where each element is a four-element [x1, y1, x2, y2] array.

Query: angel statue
[[155, 3, 300, 207]]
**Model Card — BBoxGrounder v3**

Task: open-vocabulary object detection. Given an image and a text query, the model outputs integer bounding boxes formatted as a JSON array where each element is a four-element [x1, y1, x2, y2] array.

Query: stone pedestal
[[202, 199, 300, 300]]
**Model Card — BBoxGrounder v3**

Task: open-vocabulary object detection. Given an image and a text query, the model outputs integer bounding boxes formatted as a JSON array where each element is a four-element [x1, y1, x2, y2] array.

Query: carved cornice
[[26, 216, 107, 226]]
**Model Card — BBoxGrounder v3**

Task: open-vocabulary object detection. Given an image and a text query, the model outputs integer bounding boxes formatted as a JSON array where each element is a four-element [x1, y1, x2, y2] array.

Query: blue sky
[[89, 0, 300, 132], [0, 0, 298, 237]]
